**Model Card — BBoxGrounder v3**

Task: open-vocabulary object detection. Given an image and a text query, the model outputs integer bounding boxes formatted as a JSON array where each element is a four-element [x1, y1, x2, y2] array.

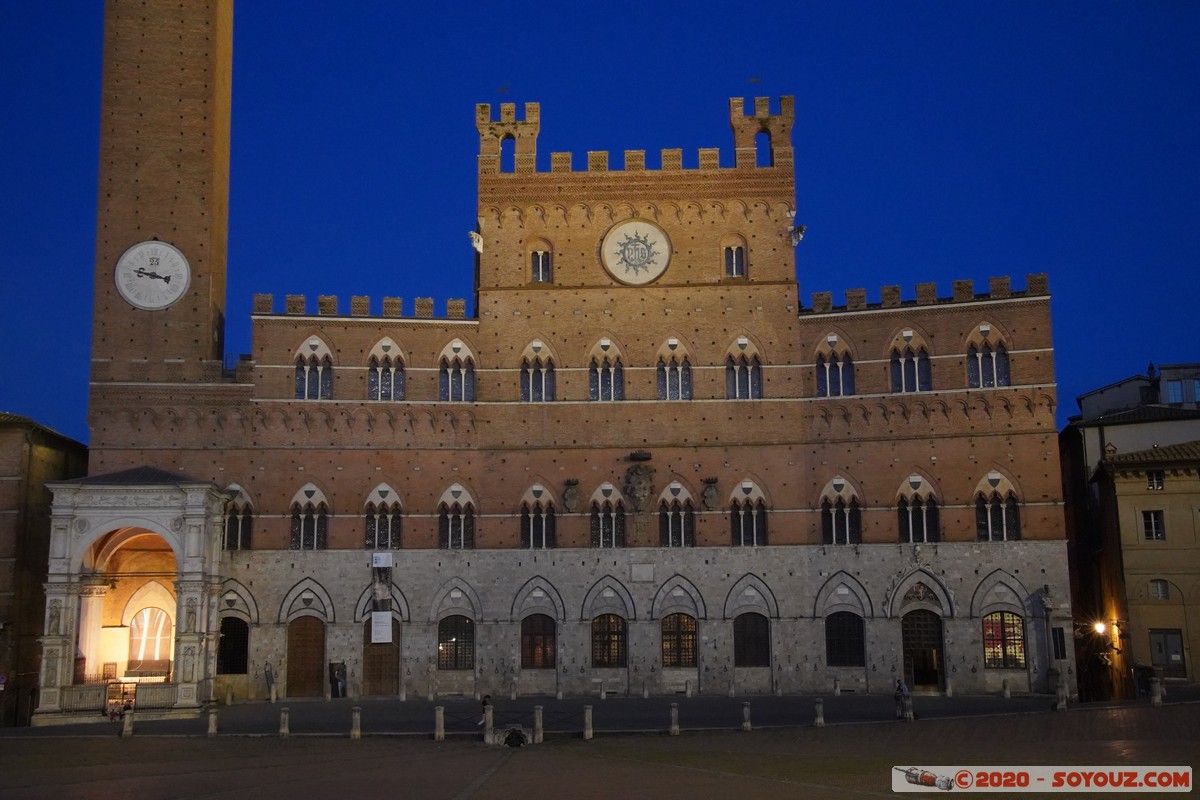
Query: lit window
[[521, 614, 556, 668], [127, 607, 173, 677], [591, 614, 627, 668], [1150, 579, 1170, 601], [982, 611, 1026, 669], [661, 613, 698, 667], [1143, 510, 1166, 541], [1147, 471, 1165, 490], [437, 615, 474, 670]]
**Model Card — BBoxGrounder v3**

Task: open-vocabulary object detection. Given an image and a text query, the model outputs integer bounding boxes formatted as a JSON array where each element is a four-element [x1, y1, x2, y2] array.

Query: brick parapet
[[250, 294, 469, 320], [801, 274, 1050, 315]]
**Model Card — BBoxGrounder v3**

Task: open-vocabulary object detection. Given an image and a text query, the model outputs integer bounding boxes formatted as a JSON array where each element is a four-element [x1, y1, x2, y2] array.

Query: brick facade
[[36, 0, 1075, 720]]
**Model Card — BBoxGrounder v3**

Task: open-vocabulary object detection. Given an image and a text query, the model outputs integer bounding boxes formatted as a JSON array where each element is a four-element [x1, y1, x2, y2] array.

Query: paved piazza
[[2, 700, 1196, 799]]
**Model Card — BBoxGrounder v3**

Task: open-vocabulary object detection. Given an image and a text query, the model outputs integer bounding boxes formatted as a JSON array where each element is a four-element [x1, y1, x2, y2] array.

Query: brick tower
[[89, 1, 233, 399]]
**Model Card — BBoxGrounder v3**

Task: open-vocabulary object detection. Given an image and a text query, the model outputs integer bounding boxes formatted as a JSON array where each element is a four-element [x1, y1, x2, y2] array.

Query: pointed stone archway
[[34, 467, 225, 722]]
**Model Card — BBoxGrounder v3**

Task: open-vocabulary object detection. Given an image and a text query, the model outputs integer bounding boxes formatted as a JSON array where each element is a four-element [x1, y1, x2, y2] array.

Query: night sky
[[2, 1, 1197, 445]]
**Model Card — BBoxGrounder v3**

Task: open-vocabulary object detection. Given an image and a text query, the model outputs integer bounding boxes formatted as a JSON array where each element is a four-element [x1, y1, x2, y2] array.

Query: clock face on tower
[[114, 240, 191, 310], [600, 219, 672, 285]]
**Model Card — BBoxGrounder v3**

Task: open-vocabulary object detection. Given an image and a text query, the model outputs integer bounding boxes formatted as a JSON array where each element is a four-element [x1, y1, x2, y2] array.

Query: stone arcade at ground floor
[[29, 474, 1077, 724]]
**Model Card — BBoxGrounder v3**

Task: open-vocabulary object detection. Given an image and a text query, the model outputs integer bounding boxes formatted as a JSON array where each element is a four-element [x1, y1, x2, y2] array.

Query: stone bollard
[[642, 681, 649, 699], [775, 684, 783, 697], [728, 682, 735, 698], [207, 707, 218, 738], [833, 678, 841, 697], [944, 677, 953, 698], [484, 705, 494, 740], [599, 683, 607, 700], [1002, 678, 1011, 699], [121, 710, 134, 738], [270, 684, 278, 704], [1150, 677, 1163, 708], [583, 705, 593, 740], [510, 679, 517, 701], [814, 698, 825, 727], [434, 706, 445, 742], [279, 707, 290, 738], [685, 680, 692, 698], [399, 680, 406, 703], [556, 689, 563, 700], [534, 705, 544, 744], [1054, 672, 1068, 712], [669, 702, 680, 736], [741, 701, 752, 732], [902, 695, 915, 722], [351, 706, 361, 740], [226, 686, 234, 707]]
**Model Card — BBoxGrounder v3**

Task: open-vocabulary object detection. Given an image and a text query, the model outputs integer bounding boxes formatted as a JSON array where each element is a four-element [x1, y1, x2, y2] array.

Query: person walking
[[894, 677, 910, 720], [478, 694, 491, 726]]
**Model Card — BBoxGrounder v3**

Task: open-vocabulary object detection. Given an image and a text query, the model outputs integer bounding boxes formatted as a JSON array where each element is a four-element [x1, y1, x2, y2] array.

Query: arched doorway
[[902, 609, 944, 690], [286, 616, 326, 697], [361, 619, 401, 696]]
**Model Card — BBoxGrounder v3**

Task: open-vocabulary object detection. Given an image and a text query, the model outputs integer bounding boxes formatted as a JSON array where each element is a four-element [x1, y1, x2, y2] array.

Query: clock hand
[[133, 267, 171, 283]]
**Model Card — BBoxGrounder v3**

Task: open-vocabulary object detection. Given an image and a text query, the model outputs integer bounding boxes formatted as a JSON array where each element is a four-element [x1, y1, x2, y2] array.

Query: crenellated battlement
[[802, 274, 1049, 315], [477, 96, 794, 176], [251, 294, 472, 320]]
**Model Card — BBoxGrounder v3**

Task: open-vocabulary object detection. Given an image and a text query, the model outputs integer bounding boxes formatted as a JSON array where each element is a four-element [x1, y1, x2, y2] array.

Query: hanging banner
[[371, 611, 392, 643], [370, 552, 393, 643]]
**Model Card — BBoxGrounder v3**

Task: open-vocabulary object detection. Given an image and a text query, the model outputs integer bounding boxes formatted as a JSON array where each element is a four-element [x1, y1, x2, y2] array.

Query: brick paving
[[1, 695, 1197, 799]]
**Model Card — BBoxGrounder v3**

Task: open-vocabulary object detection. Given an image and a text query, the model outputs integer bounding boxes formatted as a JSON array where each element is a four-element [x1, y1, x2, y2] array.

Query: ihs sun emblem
[[612, 231, 659, 276]]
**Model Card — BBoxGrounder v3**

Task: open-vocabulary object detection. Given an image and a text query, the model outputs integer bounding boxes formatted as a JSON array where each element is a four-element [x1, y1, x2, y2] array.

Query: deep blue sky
[[2, 2, 1198, 445]]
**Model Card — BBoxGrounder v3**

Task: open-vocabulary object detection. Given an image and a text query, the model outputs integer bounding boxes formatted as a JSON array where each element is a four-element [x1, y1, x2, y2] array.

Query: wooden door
[[286, 616, 326, 697]]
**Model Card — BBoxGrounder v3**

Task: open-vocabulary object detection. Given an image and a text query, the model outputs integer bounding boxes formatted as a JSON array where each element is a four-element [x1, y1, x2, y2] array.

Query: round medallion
[[114, 240, 191, 310], [600, 219, 672, 285]]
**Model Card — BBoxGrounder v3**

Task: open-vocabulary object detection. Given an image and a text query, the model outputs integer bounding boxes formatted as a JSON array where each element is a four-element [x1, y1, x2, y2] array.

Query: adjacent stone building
[[1061, 364, 1200, 699], [0, 414, 86, 725], [34, 0, 1074, 721]]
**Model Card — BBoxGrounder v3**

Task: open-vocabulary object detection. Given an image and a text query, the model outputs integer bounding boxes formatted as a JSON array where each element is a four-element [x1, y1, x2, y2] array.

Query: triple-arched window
[[520, 357, 556, 402], [521, 501, 556, 549], [368, 354, 405, 401], [821, 477, 861, 545], [967, 341, 1011, 388], [590, 500, 626, 548], [897, 475, 940, 543], [975, 472, 1022, 542], [658, 498, 695, 547], [726, 355, 763, 399]]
